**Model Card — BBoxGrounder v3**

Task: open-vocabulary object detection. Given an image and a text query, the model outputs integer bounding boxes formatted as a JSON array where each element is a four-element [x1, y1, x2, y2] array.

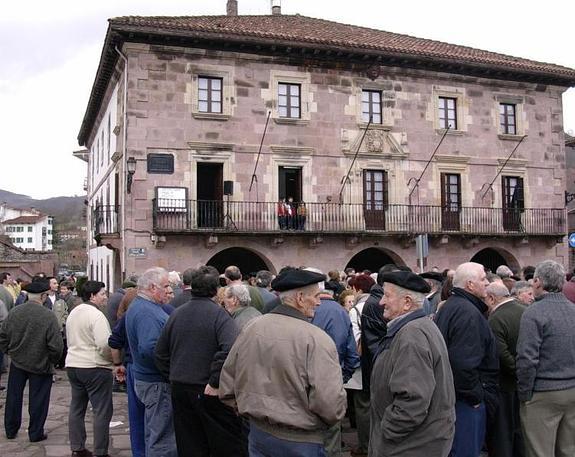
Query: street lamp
[[126, 157, 137, 194]]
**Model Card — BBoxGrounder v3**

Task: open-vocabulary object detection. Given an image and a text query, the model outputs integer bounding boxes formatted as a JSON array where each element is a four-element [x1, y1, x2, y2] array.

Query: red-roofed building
[[75, 1, 574, 288], [0, 204, 54, 251]]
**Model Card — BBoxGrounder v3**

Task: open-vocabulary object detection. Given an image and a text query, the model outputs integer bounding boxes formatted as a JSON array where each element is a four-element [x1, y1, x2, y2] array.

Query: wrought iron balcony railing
[[152, 200, 566, 237], [93, 205, 120, 236]]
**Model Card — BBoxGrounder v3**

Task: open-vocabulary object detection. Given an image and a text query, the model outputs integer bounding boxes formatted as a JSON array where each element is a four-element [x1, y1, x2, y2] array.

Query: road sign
[[569, 233, 575, 248]]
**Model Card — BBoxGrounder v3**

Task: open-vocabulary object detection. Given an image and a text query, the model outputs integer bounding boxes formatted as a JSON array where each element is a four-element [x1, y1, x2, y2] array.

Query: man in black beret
[[220, 268, 347, 455], [369, 271, 455, 457], [0, 279, 63, 442]]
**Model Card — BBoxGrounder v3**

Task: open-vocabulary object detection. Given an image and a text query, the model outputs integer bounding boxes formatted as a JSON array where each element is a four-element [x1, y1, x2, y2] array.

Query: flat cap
[[420, 271, 444, 282], [382, 271, 431, 294], [271, 269, 326, 292], [23, 279, 51, 294]]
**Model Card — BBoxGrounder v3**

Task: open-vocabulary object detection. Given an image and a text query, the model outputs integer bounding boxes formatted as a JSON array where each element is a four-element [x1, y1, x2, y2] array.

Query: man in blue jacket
[[126, 267, 177, 457], [435, 262, 499, 457]]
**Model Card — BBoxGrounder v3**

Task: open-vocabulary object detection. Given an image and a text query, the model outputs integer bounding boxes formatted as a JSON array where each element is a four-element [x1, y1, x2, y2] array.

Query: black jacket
[[360, 283, 387, 391], [435, 288, 499, 414]]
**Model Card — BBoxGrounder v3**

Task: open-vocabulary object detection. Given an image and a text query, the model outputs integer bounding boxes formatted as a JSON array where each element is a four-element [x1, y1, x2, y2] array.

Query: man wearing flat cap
[[219, 268, 347, 456], [369, 271, 455, 457], [0, 279, 63, 442]]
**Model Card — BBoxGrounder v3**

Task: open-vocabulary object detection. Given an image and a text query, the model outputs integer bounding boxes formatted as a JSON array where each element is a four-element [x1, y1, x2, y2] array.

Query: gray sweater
[[0, 300, 63, 374], [516, 292, 575, 401]]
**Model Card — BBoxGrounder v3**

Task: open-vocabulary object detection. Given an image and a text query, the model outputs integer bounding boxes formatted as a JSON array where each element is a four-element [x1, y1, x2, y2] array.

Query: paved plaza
[[0, 368, 359, 457]]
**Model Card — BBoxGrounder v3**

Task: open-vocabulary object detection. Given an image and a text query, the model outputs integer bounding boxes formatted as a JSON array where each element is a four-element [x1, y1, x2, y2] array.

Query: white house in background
[[0, 204, 54, 251]]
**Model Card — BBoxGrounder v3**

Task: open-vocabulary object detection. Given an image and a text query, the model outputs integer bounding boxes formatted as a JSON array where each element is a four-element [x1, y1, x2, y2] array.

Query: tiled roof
[[3, 216, 45, 224], [78, 14, 575, 145], [109, 15, 575, 80]]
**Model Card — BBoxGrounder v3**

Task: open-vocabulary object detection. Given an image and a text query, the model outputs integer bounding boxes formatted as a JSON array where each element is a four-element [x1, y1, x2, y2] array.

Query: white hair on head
[[486, 281, 510, 298], [168, 271, 181, 284], [386, 283, 426, 307], [226, 284, 251, 307], [137, 267, 169, 291], [453, 262, 484, 289], [495, 265, 513, 279]]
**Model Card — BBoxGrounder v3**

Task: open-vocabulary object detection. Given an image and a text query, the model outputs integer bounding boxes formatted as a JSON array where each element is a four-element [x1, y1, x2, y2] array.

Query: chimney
[[227, 0, 238, 16], [271, 0, 281, 15]]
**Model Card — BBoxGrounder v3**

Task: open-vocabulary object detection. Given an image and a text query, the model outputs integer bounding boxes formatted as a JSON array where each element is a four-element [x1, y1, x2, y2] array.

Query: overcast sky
[[1, 0, 573, 199]]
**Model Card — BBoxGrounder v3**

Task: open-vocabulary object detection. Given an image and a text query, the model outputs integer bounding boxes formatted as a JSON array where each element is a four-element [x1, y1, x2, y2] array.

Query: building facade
[[76, 3, 574, 290], [0, 204, 54, 252], [567, 134, 575, 271]]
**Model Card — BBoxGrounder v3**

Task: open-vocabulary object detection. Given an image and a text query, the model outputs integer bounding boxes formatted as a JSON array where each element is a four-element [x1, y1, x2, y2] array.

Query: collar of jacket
[[270, 303, 308, 322], [375, 308, 427, 357], [452, 287, 488, 314]]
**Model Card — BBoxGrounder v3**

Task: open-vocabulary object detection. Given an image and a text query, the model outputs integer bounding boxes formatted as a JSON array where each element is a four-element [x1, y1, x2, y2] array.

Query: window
[[107, 114, 111, 163], [361, 90, 382, 124], [16, 237, 23, 243], [16, 226, 23, 232], [502, 176, 524, 231], [278, 83, 301, 118], [363, 169, 389, 230], [48, 230, 52, 235], [500, 103, 516, 135], [27, 226, 32, 232], [48, 219, 52, 225], [438, 97, 457, 129], [27, 237, 33, 243], [198, 76, 222, 113], [101, 130, 105, 166], [441, 173, 461, 231]]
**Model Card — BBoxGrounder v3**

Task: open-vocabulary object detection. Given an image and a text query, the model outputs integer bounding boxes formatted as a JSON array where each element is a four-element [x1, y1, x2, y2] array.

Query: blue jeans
[[134, 379, 177, 457], [126, 364, 145, 457], [249, 423, 326, 457], [449, 400, 486, 457]]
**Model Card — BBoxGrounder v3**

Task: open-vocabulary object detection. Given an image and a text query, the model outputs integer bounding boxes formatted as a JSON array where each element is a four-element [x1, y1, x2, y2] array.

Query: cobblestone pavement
[[0, 369, 360, 457]]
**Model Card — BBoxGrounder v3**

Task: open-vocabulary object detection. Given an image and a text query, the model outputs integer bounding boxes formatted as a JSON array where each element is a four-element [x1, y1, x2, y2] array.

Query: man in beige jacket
[[220, 268, 347, 456]]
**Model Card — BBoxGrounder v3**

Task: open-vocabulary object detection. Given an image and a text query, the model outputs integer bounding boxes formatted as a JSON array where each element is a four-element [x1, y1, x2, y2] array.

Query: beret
[[420, 271, 444, 282], [23, 279, 51, 294], [271, 269, 326, 292], [381, 271, 431, 294]]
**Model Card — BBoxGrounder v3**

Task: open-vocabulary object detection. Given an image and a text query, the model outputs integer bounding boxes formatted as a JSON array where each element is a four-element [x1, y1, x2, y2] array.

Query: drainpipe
[[115, 45, 128, 283]]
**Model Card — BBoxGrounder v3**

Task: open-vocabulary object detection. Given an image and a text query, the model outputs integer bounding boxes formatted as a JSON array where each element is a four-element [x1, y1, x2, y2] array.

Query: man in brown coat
[[369, 271, 455, 457], [219, 268, 347, 456]]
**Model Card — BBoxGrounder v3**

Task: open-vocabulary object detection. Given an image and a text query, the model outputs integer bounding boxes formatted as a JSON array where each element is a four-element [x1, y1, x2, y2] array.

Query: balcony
[[152, 200, 566, 237], [93, 205, 121, 249]]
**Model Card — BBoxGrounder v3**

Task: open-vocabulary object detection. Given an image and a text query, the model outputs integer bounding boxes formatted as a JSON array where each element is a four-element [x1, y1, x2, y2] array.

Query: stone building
[[567, 133, 575, 271], [75, 1, 574, 290]]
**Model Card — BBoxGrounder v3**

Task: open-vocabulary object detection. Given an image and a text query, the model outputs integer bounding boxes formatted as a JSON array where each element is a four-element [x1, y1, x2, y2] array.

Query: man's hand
[[113, 365, 126, 383], [204, 384, 219, 396]]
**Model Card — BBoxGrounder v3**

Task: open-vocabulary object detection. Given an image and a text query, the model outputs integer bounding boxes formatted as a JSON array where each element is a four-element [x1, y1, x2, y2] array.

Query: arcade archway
[[206, 247, 272, 275], [470, 247, 520, 273], [345, 247, 404, 273]]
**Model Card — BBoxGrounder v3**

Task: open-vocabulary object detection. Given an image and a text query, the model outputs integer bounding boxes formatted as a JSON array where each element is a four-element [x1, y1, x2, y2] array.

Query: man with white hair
[[516, 260, 575, 457], [370, 271, 455, 456], [435, 262, 499, 457], [219, 268, 347, 456], [484, 282, 526, 457], [511, 281, 534, 306], [223, 284, 261, 329], [126, 267, 176, 457], [496, 265, 513, 279]]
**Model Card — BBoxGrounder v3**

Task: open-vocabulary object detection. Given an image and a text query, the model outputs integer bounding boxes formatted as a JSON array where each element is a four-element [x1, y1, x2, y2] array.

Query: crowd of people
[[0, 259, 575, 457]]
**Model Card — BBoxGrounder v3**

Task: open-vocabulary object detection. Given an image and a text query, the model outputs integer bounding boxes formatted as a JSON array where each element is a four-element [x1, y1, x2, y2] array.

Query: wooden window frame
[[438, 96, 458, 130], [500, 103, 517, 135], [278, 83, 301, 119], [198, 76, 223, 114], [361, 90, 382, 124]]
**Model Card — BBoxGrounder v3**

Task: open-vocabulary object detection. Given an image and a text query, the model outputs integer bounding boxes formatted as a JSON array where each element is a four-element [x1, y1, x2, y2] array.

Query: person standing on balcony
[[277, 198, 287, 230], [516, 260, 575, 457], [297, 201, 307, 230], [434, 262, 499, 457], [285, 196, 295, 230]]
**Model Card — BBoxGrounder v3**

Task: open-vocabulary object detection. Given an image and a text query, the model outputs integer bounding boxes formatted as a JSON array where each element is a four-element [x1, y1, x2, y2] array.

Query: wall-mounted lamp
[[126, 157, 137, 194]]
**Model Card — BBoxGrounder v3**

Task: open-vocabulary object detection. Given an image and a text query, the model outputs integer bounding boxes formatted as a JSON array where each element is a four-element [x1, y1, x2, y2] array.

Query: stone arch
[[206, 246, 275, 275], [469, 247, 520, 273], [345, 247, 405, 273]]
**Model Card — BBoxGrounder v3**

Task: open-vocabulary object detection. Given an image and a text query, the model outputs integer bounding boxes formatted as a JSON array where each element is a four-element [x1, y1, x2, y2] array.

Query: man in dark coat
[[370, 271, 455, 457], [169, 268, 193, 308], [435, 262, 499, 457], [0, 279, 63, 442], [485, 281, 525, 457]]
